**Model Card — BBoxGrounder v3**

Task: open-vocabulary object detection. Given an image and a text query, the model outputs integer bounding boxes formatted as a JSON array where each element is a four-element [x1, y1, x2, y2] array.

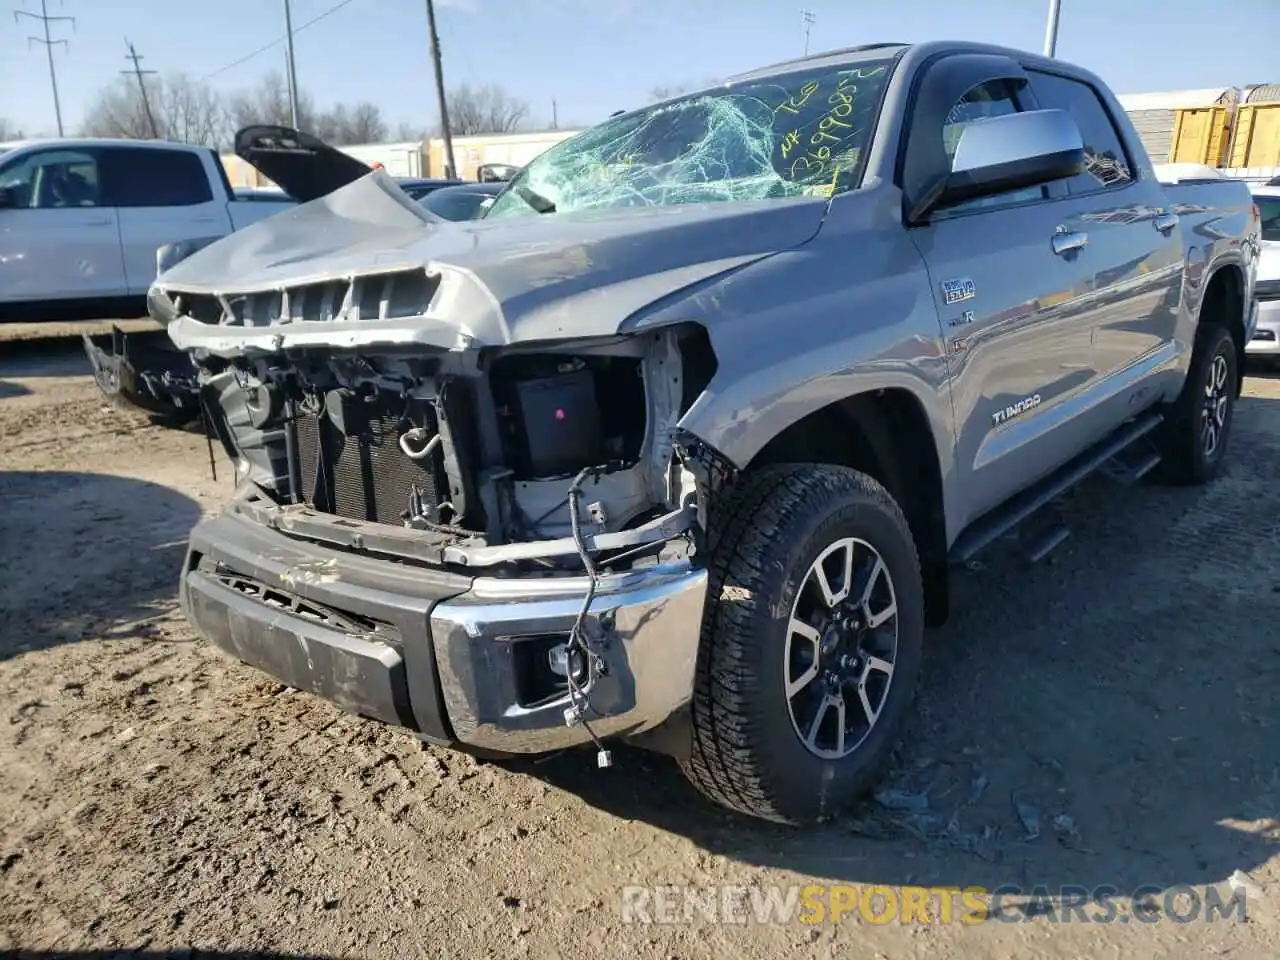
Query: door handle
[[1153, 213, 1178, 235], [1051, 230, 1088, 256], [81, 217, 112, 226]]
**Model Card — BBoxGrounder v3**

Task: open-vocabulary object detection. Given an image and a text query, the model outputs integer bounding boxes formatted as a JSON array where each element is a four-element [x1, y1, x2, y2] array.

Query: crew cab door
[[99, 146, 231, 295], [1023, 69, 1182, 398], [903, 74, 1103, 527], [0, 146, 127, 303]]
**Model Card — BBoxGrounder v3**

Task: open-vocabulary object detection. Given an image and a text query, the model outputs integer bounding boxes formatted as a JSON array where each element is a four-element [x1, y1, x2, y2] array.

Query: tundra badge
[[992, 393, 1042, 426], [941, 277, 976, 305]]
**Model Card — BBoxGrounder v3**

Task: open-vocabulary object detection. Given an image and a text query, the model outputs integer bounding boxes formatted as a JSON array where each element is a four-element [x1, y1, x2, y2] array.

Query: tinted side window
[[938, 80, 1046, 214], [0, 149, 101, 208], [1026, 71, 1132, 192], [102, 148, 213, 207]]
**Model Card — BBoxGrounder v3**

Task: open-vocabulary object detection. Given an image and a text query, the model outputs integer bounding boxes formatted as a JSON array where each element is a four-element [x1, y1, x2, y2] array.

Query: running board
[[949, 411, 1164, 564]]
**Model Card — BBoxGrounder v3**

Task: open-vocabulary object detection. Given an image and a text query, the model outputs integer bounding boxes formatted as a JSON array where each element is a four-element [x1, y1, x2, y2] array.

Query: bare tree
[[647, 84, 691, 102], [224, 74, 385, 144], [395, 120, 429, 142], [81, 74, 227, 147], [647, 78, 720, 103], [447, 84, 529, 136], [312, 102, 387, 145], [225, 71, 317, 133], [0, 118, 24, 140], [344, 102, 387, 144]]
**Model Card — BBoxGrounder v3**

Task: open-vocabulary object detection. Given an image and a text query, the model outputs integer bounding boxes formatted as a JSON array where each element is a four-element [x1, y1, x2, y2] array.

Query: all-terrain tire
[[1155, 323, 1238, 486], [679, 463, 924, 824]]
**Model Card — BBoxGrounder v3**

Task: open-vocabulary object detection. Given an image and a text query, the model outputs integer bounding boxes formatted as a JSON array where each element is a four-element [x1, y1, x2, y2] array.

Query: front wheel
[[680, 464, 923, 824]]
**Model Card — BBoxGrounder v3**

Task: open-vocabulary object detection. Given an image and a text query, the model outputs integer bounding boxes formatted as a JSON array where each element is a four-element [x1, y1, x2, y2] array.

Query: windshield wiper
[[515, 184, 556, 214]]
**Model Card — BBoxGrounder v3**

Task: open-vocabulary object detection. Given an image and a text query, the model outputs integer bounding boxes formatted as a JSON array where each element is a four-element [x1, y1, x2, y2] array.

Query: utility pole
[[282, 0, 301, 128], [1043, 0, 1062, 57], [800, 8, 815, 57], [15, 0, 73, 137], [552, 99, 558, 130], [425, 0, 456, 179], [122, 39, 160, 138]]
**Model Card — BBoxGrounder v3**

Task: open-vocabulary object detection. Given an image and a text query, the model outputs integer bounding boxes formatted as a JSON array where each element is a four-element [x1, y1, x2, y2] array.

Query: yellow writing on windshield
[[780, 130, 802, 158], [775, 80, 821, 116]]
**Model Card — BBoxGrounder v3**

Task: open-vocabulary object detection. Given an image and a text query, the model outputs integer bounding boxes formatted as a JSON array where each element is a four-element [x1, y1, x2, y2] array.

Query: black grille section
[[291, 393, 446, 526], [1256, 279, 1280, 302]]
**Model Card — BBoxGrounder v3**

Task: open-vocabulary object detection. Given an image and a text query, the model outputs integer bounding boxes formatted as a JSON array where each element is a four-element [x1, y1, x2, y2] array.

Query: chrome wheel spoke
[[857, 682, 877, 726], [784, 536, 900, 760], [787, 659, 820, 699], [864, 655, 894, 680], [814, 539, 856, 607]]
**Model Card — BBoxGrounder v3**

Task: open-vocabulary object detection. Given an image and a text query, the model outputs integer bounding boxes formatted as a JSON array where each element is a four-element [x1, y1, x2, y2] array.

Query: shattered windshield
[[485, 59, 894, 219]]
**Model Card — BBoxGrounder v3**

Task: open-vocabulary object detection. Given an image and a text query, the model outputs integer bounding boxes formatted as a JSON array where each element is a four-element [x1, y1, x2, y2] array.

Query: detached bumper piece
[[82, 325, 200, 423], [180, 509, 708, 754]]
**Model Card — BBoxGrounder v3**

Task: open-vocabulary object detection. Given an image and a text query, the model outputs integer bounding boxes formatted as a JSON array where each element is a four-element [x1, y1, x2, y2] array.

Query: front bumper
[[179, 510, 707, 754], [1246, 297, 1279, 357]]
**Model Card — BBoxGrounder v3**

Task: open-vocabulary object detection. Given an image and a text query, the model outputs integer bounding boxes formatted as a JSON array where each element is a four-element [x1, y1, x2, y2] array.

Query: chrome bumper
[[431, 565, 708, 753], [1246, 297, 1279, 356], [180, 509, 707, 756]]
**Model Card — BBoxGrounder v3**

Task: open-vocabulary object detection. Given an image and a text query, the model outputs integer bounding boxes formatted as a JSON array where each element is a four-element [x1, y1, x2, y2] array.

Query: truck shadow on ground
[[0, 953, 343, 960], [511, 391, 1280, 900], [0, 472, 201, 662]]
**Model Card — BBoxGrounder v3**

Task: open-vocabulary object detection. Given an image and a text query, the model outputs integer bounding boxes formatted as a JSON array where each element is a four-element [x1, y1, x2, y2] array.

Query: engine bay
[[197, 324, 717, 576]]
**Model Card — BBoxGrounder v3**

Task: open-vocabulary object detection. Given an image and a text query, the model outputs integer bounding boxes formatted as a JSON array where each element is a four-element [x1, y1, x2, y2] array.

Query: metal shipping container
[[1170, 107, 1233, 166], [1117, 88, 1237, 163], [1227, 101, 1280, 169]]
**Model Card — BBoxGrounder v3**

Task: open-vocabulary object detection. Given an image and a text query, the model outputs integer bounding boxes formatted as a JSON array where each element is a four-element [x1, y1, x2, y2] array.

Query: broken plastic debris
[[1013, 795, 1041, 840], [873, 787, 930, 813], [1229, 869, 1262, 896]]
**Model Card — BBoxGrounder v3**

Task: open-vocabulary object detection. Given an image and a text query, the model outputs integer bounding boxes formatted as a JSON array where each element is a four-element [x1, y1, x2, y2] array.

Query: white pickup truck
[[0, 138, 294, 313]]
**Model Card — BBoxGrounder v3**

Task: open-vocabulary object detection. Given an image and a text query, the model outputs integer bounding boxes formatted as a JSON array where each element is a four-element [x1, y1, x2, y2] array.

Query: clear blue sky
[[1, 0, 1276, 138]]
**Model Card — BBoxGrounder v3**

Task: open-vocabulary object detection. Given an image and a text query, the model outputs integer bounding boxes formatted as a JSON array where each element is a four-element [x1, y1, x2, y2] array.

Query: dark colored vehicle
[[417, 181, 505, 220], [397, 176, 466, 200]]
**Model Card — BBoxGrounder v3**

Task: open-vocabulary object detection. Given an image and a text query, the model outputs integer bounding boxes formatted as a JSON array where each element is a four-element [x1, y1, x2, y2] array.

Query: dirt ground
[[0, 335, 1276, 960]]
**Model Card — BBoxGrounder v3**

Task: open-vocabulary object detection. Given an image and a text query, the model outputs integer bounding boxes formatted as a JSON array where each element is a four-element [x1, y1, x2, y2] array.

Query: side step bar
[[949, 411, 1164, 564]]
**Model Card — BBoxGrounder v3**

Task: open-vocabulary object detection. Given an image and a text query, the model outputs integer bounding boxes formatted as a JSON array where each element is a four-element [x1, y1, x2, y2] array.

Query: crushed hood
[[156, 171, 830, 356]]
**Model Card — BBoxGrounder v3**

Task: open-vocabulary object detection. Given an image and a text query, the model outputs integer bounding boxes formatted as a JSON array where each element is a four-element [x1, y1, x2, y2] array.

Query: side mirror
[[941, 108, 1085, 207], [0, 186, 18, 209]]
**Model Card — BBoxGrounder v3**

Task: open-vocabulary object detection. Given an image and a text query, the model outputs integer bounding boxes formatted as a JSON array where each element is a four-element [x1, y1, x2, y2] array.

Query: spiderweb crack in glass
[[485, 60, 893, 220]]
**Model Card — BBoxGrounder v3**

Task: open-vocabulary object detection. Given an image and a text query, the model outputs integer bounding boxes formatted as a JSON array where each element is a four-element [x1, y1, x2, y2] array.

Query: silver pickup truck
[[149, 41, 1261, 824]]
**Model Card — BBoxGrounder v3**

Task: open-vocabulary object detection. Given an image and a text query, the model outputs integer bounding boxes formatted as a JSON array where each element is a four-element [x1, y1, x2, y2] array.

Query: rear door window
[[1026, 71, 1133, 193], [100, 147, 214, 207]]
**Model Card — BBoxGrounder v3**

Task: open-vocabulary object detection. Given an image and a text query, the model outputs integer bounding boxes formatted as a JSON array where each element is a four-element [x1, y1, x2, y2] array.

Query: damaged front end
[[163, 267, 728, 759]]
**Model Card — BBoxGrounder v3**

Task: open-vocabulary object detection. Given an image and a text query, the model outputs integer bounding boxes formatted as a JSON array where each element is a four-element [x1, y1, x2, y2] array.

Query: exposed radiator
[[291, 393, 446, 526]]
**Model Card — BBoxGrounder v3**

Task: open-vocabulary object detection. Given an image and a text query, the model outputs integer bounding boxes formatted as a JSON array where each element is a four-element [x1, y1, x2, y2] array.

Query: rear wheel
[[680, 464, 923, 824], [1156, 323, 1238, 485]]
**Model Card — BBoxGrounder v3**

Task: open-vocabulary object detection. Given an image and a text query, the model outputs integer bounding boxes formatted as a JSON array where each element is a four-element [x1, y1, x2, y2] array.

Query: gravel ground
[[1, 337, 1277, 959]]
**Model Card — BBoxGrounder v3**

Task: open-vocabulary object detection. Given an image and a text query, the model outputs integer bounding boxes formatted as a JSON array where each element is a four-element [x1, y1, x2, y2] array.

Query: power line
[[201, 0, 360, 82], [123, 38, 160, 139], [14, 0, 74, 137]]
